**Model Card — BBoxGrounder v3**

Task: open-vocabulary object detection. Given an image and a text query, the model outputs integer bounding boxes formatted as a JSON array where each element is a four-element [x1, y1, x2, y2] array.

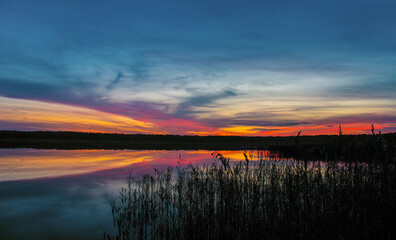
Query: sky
[[0, 0, 395, 136]]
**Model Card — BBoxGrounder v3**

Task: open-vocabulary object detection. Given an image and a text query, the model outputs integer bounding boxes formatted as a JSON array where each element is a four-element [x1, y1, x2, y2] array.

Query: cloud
[[324, 78, 396, 99], [130, 60, 150, 83], [106, 72, 123, 89], [310, 114, 396, 126], [0, 77, 101, 106], [203, 116, 308, 129], [174, 89, 237, 117]]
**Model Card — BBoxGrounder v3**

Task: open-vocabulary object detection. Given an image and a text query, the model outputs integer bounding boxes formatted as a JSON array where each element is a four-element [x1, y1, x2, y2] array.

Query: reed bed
[[104, 132, 395, 240]]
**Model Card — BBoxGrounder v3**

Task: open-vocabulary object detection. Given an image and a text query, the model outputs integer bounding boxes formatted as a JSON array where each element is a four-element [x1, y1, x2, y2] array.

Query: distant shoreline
[[1, 130, 395, 151]]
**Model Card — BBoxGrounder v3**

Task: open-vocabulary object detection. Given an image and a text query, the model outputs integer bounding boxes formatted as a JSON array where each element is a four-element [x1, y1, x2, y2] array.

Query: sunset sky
[[0, 0, 395, 136]]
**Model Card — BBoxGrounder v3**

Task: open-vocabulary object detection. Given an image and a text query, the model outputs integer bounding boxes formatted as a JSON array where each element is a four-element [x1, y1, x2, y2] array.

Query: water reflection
[[0, 149, 251, 240], [0, 149, 253, 182]]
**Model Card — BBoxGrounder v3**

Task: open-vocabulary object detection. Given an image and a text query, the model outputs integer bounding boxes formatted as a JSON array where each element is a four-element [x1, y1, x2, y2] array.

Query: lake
[[0, 149, 253, 240]]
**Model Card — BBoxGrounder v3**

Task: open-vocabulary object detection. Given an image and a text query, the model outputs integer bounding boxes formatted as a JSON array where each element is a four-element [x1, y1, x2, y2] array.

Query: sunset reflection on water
[[0, 149, 253, 182]]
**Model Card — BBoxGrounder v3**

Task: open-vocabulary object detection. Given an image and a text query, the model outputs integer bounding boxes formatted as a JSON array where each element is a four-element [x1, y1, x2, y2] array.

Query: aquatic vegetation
[[104, 132, 396, 240]]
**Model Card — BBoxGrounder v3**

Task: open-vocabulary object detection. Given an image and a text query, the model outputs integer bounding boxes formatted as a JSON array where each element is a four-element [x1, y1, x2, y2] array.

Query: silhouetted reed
[[104, 131, 395, 240]]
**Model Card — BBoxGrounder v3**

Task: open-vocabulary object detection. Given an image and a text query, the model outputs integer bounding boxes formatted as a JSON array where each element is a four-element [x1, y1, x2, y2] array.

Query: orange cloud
[[1, 96, 395, 136], [0, 96, 162, 134]]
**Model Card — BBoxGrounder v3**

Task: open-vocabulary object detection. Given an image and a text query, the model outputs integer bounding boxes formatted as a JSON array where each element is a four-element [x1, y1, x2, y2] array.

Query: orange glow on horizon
[[261, 123, 392, 136], [0, 96, 163, 134], [0, 96, 394, 136]]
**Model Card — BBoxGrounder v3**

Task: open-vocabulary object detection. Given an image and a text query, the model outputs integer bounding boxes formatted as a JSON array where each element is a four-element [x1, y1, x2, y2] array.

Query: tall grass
[[104, 132, 395, 240]]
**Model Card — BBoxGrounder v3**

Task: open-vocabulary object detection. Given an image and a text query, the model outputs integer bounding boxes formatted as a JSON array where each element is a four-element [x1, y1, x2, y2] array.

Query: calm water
[[0, 149, 250, 240]]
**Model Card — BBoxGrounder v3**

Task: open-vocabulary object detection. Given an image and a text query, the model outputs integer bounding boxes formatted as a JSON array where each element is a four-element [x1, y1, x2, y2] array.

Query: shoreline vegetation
[[104, 130, 396, 239], [1, 129, 395, 162], [0, 130, 351, 150], [1, 129, 395, 147]]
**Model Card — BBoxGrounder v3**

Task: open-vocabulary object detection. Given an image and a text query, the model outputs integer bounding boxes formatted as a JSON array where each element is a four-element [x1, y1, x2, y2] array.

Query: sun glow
[[1, 96, 395, 136]]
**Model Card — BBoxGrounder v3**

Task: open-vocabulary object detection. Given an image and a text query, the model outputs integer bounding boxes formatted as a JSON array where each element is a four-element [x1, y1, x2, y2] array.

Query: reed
[[104, 131, 395, 240]]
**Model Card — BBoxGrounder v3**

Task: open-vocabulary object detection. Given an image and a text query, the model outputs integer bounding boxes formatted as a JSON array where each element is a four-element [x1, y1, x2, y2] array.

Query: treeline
[[0, 130, 290, 150], [1, 131, 395, 160]]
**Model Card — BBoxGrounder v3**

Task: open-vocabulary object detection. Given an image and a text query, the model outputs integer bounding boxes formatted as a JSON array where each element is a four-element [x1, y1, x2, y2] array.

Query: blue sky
[[0, 0, 395, 135]]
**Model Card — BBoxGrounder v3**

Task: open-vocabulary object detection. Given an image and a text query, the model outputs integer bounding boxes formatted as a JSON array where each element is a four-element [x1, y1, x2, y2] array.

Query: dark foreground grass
[[104, 135, 395, 240]]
